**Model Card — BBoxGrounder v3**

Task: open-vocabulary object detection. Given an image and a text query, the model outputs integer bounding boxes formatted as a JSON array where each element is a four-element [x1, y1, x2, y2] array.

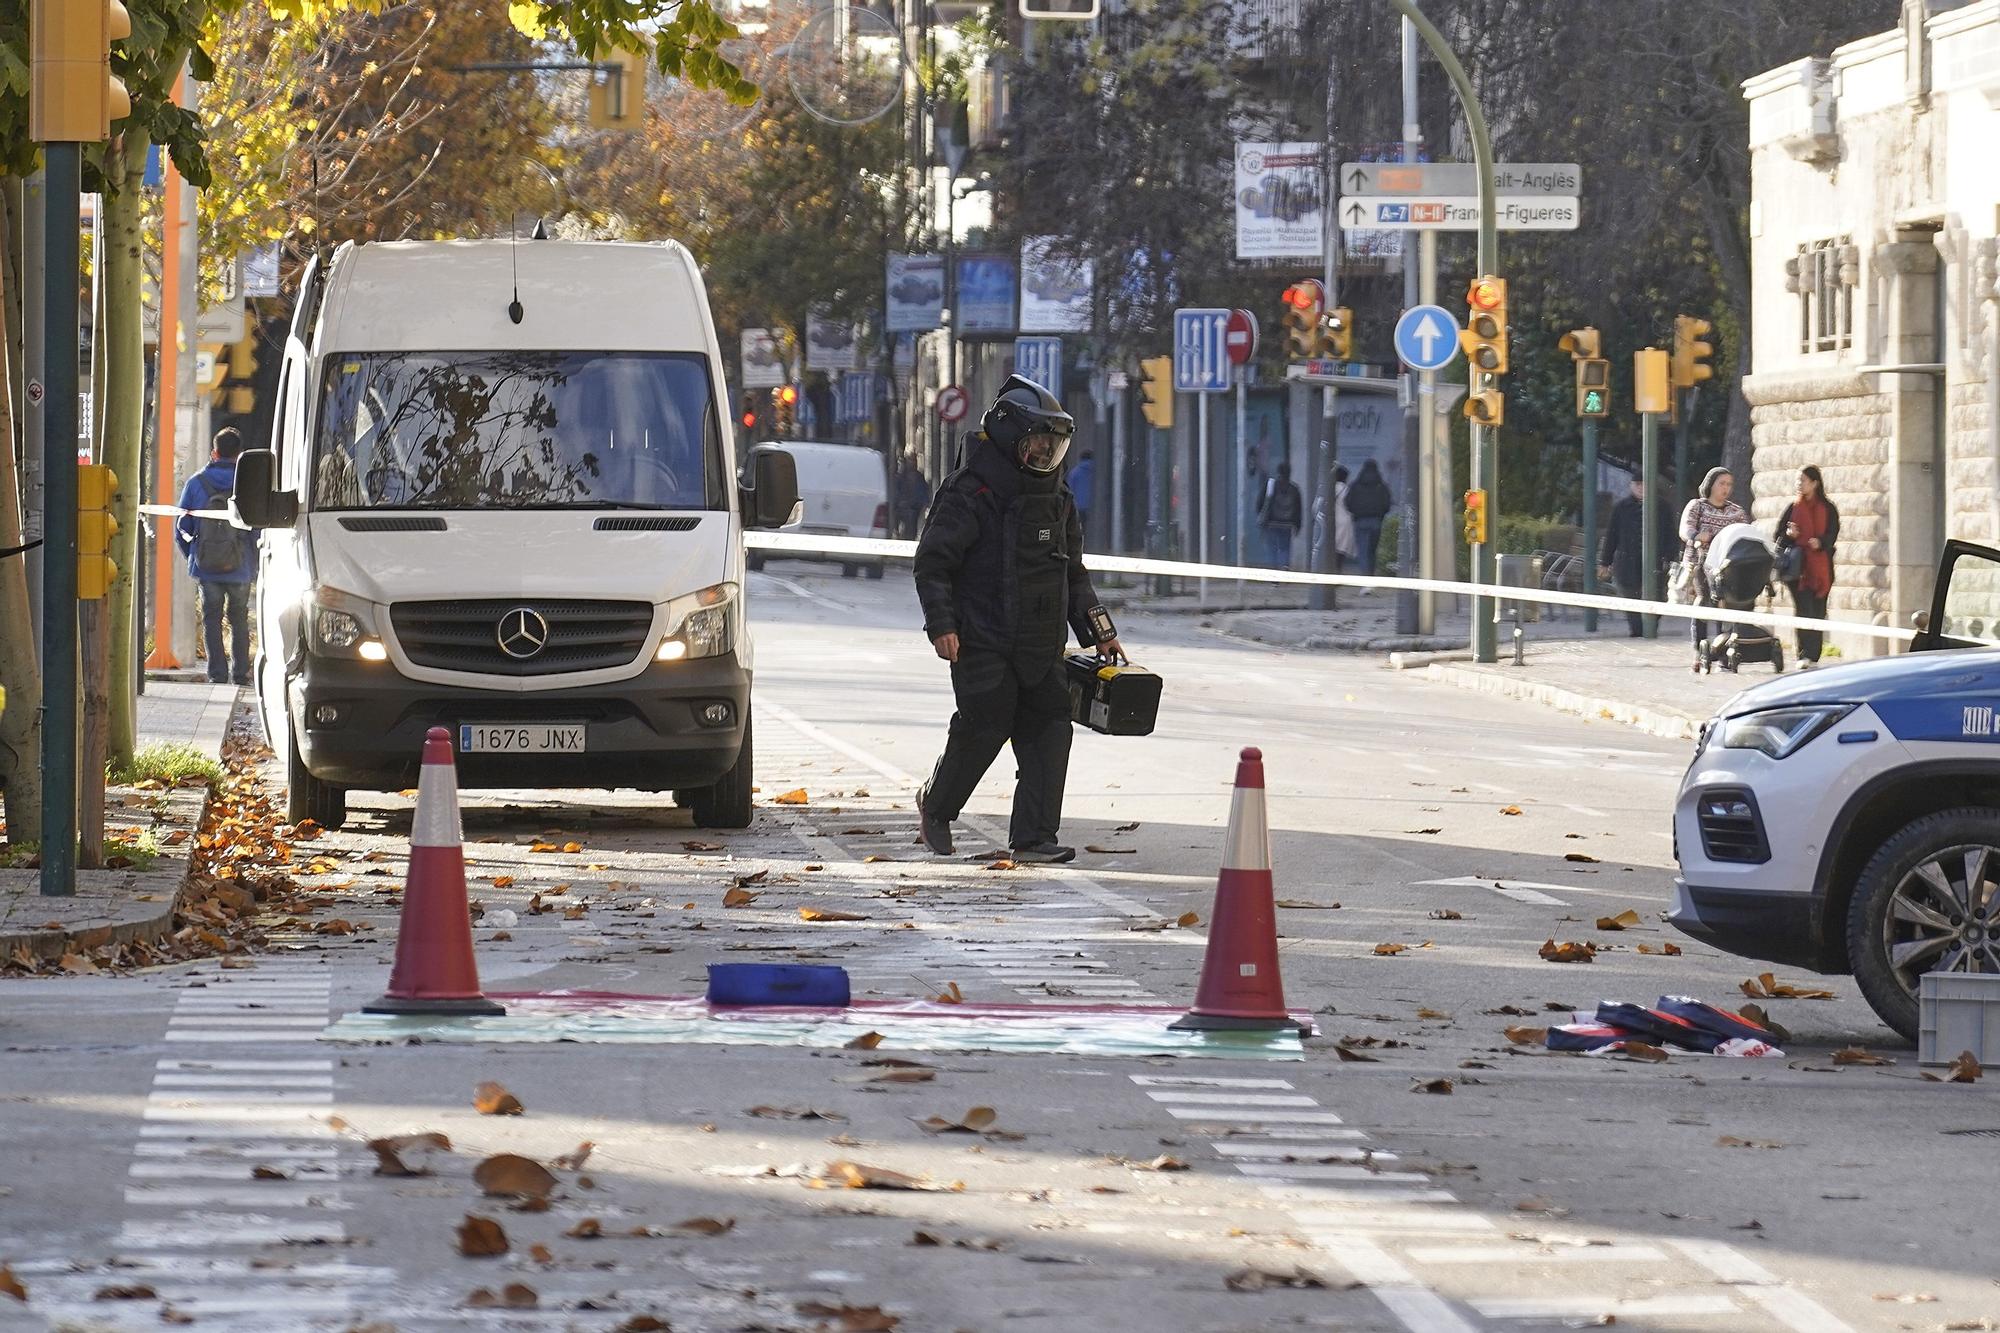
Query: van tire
[[286, 728, 348, 832], [864, 563, 884, 581], [690, 715, 754, 830]]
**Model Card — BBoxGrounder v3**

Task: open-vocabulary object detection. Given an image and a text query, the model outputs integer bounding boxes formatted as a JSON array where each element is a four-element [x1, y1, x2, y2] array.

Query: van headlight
[[1718, 704, 1853, 759], [658, 583, 738, 661], [308, 589, 385, 660]]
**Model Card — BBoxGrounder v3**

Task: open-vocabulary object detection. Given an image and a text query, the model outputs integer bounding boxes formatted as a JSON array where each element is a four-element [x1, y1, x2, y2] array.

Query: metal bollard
[[1511, 606, 1525, 666]]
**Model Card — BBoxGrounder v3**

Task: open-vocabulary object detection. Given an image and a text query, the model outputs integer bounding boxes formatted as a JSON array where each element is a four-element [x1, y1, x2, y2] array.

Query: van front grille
[[391, 599, 653, 676]]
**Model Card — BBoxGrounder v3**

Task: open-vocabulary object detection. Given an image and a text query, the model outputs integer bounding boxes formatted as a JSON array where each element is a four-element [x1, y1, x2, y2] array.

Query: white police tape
[[745, 528, 1927, 646]]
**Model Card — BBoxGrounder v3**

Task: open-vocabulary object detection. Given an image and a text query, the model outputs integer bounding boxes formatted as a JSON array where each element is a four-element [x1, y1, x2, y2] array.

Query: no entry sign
[[1225, 309, 1259, 366], [936, 385, 970, 423]]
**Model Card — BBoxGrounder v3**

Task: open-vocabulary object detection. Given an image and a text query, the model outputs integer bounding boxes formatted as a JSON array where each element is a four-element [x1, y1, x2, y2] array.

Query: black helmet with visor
[[982, 374, 1074, 476]]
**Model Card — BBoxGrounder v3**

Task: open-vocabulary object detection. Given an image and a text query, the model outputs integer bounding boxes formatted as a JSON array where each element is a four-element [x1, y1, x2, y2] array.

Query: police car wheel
[[1847, 807, 2000, 1041]]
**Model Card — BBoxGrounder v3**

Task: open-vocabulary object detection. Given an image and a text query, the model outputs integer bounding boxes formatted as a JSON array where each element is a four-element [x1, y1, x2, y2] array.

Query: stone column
[[1876, 236, 1942, 634]]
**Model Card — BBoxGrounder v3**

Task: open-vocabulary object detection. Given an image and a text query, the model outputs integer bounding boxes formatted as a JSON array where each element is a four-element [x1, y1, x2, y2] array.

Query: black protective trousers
[[922, 648, 1073, 849]]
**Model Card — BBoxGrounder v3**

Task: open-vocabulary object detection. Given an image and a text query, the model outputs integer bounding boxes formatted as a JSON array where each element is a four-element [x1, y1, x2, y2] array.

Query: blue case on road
[[706, 963, 851, 1007]]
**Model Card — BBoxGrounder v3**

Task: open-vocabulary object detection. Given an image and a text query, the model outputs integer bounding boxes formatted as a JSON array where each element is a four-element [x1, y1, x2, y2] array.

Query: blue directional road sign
[[1014, 336, 1062, 394], [1173, 307, 1231, 393], [1394, 304, 1462, 373]]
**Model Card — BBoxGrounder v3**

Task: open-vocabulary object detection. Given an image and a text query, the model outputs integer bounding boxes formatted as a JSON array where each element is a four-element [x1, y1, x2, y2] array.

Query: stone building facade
[[1743, 0, 2000, 653]]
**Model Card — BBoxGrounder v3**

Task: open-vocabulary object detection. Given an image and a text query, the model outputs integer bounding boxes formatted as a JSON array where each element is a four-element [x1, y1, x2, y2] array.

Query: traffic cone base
[[366, 727, 505, 1017], [1171, 747, 1307, 1035]]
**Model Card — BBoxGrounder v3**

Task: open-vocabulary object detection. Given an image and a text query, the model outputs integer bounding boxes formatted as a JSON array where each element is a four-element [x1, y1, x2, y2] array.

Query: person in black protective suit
[[913, 376, 1124, 864]]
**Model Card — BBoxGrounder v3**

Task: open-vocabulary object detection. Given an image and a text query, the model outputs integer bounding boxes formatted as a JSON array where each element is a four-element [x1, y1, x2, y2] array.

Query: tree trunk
[[1699, 164, 1757, 488], [0, 181, 45, 845], [103, 139, 146, 770], [78, 600, 109, 869]]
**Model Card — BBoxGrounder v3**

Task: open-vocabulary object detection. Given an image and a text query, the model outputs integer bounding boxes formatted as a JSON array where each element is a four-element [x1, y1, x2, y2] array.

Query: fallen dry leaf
[[854, 1067, 937, 1085], [773, 788, 809, 805], [457, 1214, 509, 1257], [722, 886, 759, 908], [1594, 909, 1643, 931], [551, 1141, 595, 1171], [1084, 845, 1137, 854], [1499, 805, 1523, 816], [1276, 899, 1341, 909], [1539, 939, 1596, 964], [914, 1106, 999, 1135], [1334, 1043, 1379, 1063], [1635, 942, 1684, 956], [1176, 911, 1200, 928], [1564, 852, 1601, 863], [796, 1302, 900, 1332], [683, 840, 725, 852], [844, 1031, 885, 1050], [911, 1229, 1006, 1251], [800, 906, 868, 922], [1416, 1007, 1451, 1020], [1831, 1047, 1894, 1067], [985, 858, 1017, 871], [473, 1081, 523, 1116], [528, 1243, 554, 1263], [749, 1105, 846, 1121], [928, 981, 965, 1005], [58, 952, 101, 975], [813, 1160, 956, 1192], [1717, 1135, 1784, 1149], [1619, 1042, 1672, 1063], [564, 1218, 602, 1239], [0, 1264, 24, 1302], [613, 1319, 671, 1333], [1411, 1078, 1454, 1095], [465, 1283, 538, 1309], [1127, 1153, 1188, 1171], [92, 1283, 157, 1300], [672, 1216, 736, 1236], [1740, 972, 1835, 1000], [1225, 1265, 1327, 1292], [251, 1165, 290, 1180], [1372, 942, 1408, 957], [472, 1154, 556, 1200], [1934, 1050, 1983, 1084], [1427, 908, 1464, 921], [368, 1132, 451, 1177]]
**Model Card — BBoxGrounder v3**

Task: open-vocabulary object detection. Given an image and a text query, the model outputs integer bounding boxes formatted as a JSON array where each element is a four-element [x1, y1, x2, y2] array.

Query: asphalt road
[[1, 563, 1993, 1333]]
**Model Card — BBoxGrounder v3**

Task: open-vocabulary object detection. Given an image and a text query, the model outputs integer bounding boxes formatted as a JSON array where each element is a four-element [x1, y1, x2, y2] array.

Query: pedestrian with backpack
[[175, 427, 258, 685]]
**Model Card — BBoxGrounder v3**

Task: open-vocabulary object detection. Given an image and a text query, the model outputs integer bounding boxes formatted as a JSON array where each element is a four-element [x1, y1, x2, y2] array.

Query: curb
[[1421, 662, 1704, 742], [0, 784, 210, 961]]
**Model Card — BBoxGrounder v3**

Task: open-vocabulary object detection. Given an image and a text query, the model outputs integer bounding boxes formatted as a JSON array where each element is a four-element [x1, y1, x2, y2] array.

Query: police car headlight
[[1719, 704, 1853, 759]]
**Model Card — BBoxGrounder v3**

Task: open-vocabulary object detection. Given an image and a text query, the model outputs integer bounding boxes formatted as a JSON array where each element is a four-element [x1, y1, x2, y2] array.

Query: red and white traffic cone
[[1171, 747, 1305, 1034], [364, 727, 504, 1016]]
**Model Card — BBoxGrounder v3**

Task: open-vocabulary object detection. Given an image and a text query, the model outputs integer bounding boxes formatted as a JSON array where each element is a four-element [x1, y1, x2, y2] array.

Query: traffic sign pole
[[1197, 391, 1209, 604], [1582, 417, 1600, 633], [39, 143, 81, 897]]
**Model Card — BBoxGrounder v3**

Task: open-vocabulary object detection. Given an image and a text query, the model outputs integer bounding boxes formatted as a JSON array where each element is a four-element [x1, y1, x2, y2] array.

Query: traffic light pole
[[39, 142, 81, 897], [1393, 0, 1498, 662], [1673, 389, 1692, 504], [1581, 418, 1599, 633], [1310, 43, 1342, 613], [1641, 410, 1661, 640]]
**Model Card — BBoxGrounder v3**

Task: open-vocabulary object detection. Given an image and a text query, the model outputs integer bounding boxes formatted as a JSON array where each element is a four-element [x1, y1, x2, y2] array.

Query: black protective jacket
[[914, 433, 1107, 669], [1599, 494, 1674, 589]]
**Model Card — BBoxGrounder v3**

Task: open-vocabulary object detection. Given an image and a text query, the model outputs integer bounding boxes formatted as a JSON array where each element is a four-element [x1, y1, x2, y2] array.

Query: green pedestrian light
[[1582, 388, 1606, 415]]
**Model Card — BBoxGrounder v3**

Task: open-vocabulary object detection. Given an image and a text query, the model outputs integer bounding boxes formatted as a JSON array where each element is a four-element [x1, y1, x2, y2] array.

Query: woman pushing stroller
[[1678, 467, 1747, 674]]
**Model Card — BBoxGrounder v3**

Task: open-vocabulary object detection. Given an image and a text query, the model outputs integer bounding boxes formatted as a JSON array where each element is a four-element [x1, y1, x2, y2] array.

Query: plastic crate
[[1918, 972, 2000, 1067]]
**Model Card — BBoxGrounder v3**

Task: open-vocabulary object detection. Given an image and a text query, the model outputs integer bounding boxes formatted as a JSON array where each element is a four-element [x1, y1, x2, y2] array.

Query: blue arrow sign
[[1394, 304, 1461, 373], [1173, 308, 1231, 393], [1014, 336, 1062, 395]]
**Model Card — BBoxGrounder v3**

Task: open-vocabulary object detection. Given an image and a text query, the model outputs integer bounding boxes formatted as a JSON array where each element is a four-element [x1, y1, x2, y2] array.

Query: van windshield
[[312, 351, 723, 510]]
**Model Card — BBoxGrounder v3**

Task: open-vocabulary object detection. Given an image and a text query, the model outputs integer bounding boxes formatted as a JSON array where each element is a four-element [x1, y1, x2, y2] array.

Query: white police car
[[1671, 540, 2000, 1039]]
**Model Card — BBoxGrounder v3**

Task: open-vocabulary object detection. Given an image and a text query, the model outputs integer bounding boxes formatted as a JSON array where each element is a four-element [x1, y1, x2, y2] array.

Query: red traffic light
[[1282, 279, 1324, 311], [1467, 276, 1506, 311], [740, 410, 757, 429]]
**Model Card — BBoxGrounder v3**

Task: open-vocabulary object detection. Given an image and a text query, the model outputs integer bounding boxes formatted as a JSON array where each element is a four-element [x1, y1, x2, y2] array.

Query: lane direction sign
[[1339, 162, 1581, 197], [1394, 305, 1461, 373], [1340, 196, 1580, 232], [1173, 307, 1231, 393], [1014, 336, 1062, 393]]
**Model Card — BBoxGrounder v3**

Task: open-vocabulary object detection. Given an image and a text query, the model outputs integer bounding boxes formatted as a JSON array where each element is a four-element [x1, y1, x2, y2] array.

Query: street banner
[[1018, 236, 1093, 333], [885, 254, 945, 332], [954, 253, 1017, 335], [839, 371, 878, 426], [805, 314, 863, 371], [1234, 142, 1324, 260], [741, 328, 786, 388]]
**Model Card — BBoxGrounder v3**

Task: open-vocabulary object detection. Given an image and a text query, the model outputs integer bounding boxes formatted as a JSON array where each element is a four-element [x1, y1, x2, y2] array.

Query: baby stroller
[[1700, 523, 1784, 674]]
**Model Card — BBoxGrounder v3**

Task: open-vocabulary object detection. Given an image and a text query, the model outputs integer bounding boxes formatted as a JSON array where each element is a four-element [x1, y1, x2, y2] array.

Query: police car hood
[[1719, 646, 2000, 717]]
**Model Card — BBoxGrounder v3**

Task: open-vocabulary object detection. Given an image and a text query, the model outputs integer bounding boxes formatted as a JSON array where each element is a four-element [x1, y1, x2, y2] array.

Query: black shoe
[[916, 787, 955, 857], [1009, 842, 1076, 865]]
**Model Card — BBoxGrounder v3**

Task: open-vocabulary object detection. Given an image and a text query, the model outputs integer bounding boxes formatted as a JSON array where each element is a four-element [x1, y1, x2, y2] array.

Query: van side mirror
[[230, 449, 297, 529], [743, 445, 801, 530]]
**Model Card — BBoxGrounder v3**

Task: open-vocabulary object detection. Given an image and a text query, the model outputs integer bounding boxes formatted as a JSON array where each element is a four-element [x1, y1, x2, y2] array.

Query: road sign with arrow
[[1394, 305, 1461, 373]]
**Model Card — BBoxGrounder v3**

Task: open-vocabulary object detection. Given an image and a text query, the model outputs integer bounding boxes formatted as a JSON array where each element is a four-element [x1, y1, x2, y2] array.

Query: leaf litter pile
[[4, 729, 364, 977]]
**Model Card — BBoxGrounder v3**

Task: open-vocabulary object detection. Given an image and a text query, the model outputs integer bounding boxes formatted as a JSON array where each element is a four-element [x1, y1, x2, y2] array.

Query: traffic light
[[1559, 327, 1609, 418], [772, 383, 798, 436], [1671, 314, 1714, 389], [30, 0, 131, 142], [1463, 488, 1488, 546], [1139, 356, 1174, 429], [224, 337, 258, 416], [1322, 305, 1353, 361], [77, 463, 119, 600], [1280, 279, 1324, 361], [1460, 275, 1508, 375], [1464, 387, 1504, 428], [587, 42, 648, 131], [1633, 348, 1671, 415]]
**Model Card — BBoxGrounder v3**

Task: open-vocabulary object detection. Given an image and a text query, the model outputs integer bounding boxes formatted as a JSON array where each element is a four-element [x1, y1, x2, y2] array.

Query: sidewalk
[[0, 680, 238, 962], [1408, 635, 1780, 741]]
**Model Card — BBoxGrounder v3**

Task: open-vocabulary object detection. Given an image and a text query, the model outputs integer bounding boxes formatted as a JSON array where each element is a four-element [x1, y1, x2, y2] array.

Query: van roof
[[317, 239, 715, 354]]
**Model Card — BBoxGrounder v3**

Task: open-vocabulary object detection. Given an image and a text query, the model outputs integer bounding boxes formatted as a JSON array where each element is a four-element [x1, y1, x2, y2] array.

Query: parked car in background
[[748, 441, 890, 581], [1671, 540, 2000, 1039]]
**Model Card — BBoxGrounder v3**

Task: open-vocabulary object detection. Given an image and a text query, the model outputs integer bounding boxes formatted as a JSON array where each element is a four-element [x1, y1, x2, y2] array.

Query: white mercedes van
[[231, 238, 798, 831]]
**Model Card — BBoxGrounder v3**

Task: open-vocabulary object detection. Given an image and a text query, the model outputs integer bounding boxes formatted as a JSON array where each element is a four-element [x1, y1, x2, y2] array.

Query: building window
[[1793, 237, 1853, 353]]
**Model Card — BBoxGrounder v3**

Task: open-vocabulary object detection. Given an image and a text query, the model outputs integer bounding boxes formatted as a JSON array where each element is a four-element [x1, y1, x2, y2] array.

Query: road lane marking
[[1670, 1240, 1858, 1333], [1145, 1091, 1319, 1106], [1233, 1162, 1432, 1183], [1469, 1294, 1740, 1319], [1164, 1108, 1346, 1124], [1405, 1243, 1668, 1264]]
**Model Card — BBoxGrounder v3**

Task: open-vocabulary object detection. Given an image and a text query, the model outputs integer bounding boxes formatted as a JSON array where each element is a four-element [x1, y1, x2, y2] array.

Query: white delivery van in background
[[231, 237, 799, 831], [747, 440, 889, 580]]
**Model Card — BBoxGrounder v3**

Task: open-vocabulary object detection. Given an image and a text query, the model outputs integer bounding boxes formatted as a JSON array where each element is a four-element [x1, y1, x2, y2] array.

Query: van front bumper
[[290, 652, 749, 792]]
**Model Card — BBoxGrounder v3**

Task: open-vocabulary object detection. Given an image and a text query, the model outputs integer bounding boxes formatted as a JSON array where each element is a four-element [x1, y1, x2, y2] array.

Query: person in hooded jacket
[[913, 376, 1124, 864], [1344, 459, 1393, 576], [175, 427, 259, 685]]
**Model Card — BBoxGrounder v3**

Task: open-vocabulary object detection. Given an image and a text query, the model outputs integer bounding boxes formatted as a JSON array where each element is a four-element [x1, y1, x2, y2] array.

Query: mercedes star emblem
[[496, 607, 550, 659]]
